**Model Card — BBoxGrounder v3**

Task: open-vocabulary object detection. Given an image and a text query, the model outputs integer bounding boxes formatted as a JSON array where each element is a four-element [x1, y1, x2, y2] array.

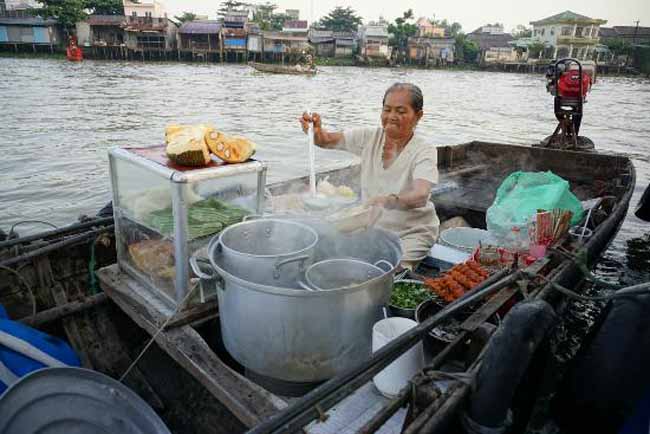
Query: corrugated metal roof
[[179, 20, 221, 34], [0, 16, 57, 26], [467, 32, 513, 50], [310, 36, 335, 44], [86, 15, 126, 26], [263, 31, 308, 42]]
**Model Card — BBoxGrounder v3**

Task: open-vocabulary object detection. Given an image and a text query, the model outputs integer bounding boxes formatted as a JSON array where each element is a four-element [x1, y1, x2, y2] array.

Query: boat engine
[[540, 58, 595, 150]]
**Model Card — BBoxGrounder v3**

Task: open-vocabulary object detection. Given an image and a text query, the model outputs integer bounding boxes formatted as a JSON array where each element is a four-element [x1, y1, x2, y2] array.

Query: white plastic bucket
[[372, 317, 424, 398]]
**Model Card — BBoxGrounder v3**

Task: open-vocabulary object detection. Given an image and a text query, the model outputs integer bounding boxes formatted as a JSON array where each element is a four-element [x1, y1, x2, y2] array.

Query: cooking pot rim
[[218, 218, 319, 259]]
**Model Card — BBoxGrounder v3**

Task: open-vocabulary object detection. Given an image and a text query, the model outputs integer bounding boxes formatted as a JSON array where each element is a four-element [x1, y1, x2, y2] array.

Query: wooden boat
[[248, 62, 317, 76], [0, 141, 635, 433]]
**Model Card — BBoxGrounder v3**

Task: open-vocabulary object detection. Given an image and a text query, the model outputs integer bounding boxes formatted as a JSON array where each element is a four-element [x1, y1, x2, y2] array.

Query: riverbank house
[[407, 18, 454, 65], [122, 0, 177, 58], [309, 29, 335, 57], [530, 10, 606, 60], [0, 1, 61, 53], [76, 15, 126, 59], [177, 20, 221, 61], [358, 21, 390, 60], [467, 24, 518, 64], [220, 10, 248, 62]]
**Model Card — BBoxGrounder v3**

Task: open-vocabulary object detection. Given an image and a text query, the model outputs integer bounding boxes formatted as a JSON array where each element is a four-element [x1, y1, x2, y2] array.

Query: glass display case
[[109, 146, 266, 306]]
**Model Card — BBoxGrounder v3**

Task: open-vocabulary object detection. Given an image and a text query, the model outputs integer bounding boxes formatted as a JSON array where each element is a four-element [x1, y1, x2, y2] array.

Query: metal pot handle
[[374, 259, 393, 272], [298, 280, 317, 291], [274, 255, 310, 279], [190, 256, 217, 280]]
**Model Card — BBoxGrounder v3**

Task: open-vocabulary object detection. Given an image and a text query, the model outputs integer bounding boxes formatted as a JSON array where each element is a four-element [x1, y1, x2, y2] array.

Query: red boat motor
[[540, 58, 595, 150]]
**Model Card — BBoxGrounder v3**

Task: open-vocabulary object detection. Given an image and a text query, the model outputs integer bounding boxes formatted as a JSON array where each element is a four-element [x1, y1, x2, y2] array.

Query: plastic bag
[[487, 171, 584, 242]]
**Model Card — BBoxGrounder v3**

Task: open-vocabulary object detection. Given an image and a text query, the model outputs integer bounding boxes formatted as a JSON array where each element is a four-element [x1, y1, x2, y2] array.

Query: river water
[[1, 58, 649, 286]]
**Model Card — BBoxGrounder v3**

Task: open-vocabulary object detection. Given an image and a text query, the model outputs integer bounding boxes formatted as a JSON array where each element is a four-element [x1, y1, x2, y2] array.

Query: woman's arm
[[300, 112, 343, 149], [367, 179, 433, 210]]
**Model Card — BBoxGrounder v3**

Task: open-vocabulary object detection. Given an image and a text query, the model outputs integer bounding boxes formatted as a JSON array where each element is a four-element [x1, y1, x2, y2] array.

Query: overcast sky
[[163, 0, 650, 32]]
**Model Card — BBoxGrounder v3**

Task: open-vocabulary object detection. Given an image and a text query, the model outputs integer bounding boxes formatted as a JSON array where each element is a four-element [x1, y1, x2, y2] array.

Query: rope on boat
[[0, 265, 36, 320], [119, 281, 200, 383], [8, 220, 58, 238], [524, 270, 650, 302]]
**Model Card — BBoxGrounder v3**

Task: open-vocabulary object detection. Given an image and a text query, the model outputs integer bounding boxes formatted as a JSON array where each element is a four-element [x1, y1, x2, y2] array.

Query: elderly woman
[[300, 82, 439, 269]]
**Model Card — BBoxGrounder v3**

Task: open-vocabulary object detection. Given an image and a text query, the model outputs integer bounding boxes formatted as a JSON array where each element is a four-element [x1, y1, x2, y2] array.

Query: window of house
[[576, 26, 585, 37], [145, 11, 152, 18], [541, 28, 545, 36], [561, 27, 571, 36], [591, 27, 598, 37], [131, 11, 137, 17], [550, 29, 554, 36]]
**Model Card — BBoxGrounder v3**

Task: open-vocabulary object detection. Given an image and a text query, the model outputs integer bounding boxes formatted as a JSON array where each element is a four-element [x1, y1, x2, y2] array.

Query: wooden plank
[[165, 298, 219, 330], [19, 293, 108, 327], [97, 264, 287, 428]]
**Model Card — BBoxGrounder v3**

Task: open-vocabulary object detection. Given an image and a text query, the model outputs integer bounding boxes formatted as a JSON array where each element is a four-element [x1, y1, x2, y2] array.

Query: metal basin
[[205, 225, 402, 382]]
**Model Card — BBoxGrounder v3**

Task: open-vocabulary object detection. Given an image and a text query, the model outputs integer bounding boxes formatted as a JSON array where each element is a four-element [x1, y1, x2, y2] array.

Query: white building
[[123, 0, 167, 19], [4, 0, 39, 10], [530, 10, 606, 60], [358, 21, 390, 59]]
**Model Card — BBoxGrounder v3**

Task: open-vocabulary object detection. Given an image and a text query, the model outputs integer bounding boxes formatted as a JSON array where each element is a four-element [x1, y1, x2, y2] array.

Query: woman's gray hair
[[382, 83, 424, 112]]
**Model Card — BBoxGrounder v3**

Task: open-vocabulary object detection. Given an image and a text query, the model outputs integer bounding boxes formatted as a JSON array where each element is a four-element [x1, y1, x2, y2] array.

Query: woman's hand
[[367, 194, 399, 209], [300, 112, 322, 135], [298, 112, 343, 149]]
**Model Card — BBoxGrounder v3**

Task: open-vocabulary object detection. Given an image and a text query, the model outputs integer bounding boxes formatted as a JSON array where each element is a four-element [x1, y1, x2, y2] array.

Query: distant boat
[[248, 62, 316, 76], [66, 38, 83, 62]]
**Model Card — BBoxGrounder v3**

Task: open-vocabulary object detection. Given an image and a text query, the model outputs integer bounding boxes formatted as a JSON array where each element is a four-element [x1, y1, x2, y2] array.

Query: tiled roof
[[530, 10, 606, 26], [467, 32, 513, 50]]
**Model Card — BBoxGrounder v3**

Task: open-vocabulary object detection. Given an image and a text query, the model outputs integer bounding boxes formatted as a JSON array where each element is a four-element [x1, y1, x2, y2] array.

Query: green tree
[[528, 41, 546, 59], [86, 0, 123, 15], [34, 0, 124, 32], [217, 0, 251, 17], [317, 6, 362, 33], [512, 24, 532, 38], [34, 0, 88, 32], [174, 12, 197, 23], [454, 33, 479, 63], [252, 2, 289, 31], [387, 9, 417, 52], [428, 17, 462, 37], [604, 38, 632, 57]]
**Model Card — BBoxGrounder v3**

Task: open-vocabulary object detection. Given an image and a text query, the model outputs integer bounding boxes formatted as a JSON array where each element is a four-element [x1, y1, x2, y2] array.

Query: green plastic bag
[[487, 171, 584, 241]]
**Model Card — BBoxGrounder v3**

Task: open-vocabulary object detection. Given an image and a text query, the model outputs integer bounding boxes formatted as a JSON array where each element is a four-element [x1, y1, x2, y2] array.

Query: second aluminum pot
[[215, 218, 318, 288]]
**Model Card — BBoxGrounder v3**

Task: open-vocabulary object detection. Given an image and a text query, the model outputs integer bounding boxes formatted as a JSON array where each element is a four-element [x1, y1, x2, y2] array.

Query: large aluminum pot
[[206, 226, 402, 383], [216, 218, 318, 287]]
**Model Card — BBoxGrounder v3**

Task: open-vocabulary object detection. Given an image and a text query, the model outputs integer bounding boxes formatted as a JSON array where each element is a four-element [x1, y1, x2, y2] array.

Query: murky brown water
[[0, 58, 649, 286]]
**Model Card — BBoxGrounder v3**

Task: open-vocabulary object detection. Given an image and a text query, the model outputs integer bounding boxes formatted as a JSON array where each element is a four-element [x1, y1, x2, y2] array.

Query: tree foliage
[[429, 18, 462, 37], [34, 0, 124, 31], [512, 24, 532, 38], [174, 12, 198, 23], [604, 38, 633, 56], [387, 9, 416, 50], [528, 41, 546, 59], [454, 33, 479, 63], [251, 2, 289, 31], [217, 0, 251, 17], [34, 0, 88, 31], [317, 6, 362, 33], [86, 0, 123, 15]]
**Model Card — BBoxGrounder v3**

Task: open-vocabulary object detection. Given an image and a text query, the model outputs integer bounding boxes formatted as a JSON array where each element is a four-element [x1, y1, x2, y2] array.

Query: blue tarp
[[224, 38, 246, 48], [0, 26, 8, 43], [0, 305, 80, 393]]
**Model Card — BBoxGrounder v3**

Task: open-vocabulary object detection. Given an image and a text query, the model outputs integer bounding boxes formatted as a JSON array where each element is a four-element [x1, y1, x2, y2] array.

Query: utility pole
[[632, 20, 640, 44]]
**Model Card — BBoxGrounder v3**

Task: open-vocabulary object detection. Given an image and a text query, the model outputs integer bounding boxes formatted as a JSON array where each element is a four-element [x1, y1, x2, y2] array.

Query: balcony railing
[[126, 16, 167, 31]]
